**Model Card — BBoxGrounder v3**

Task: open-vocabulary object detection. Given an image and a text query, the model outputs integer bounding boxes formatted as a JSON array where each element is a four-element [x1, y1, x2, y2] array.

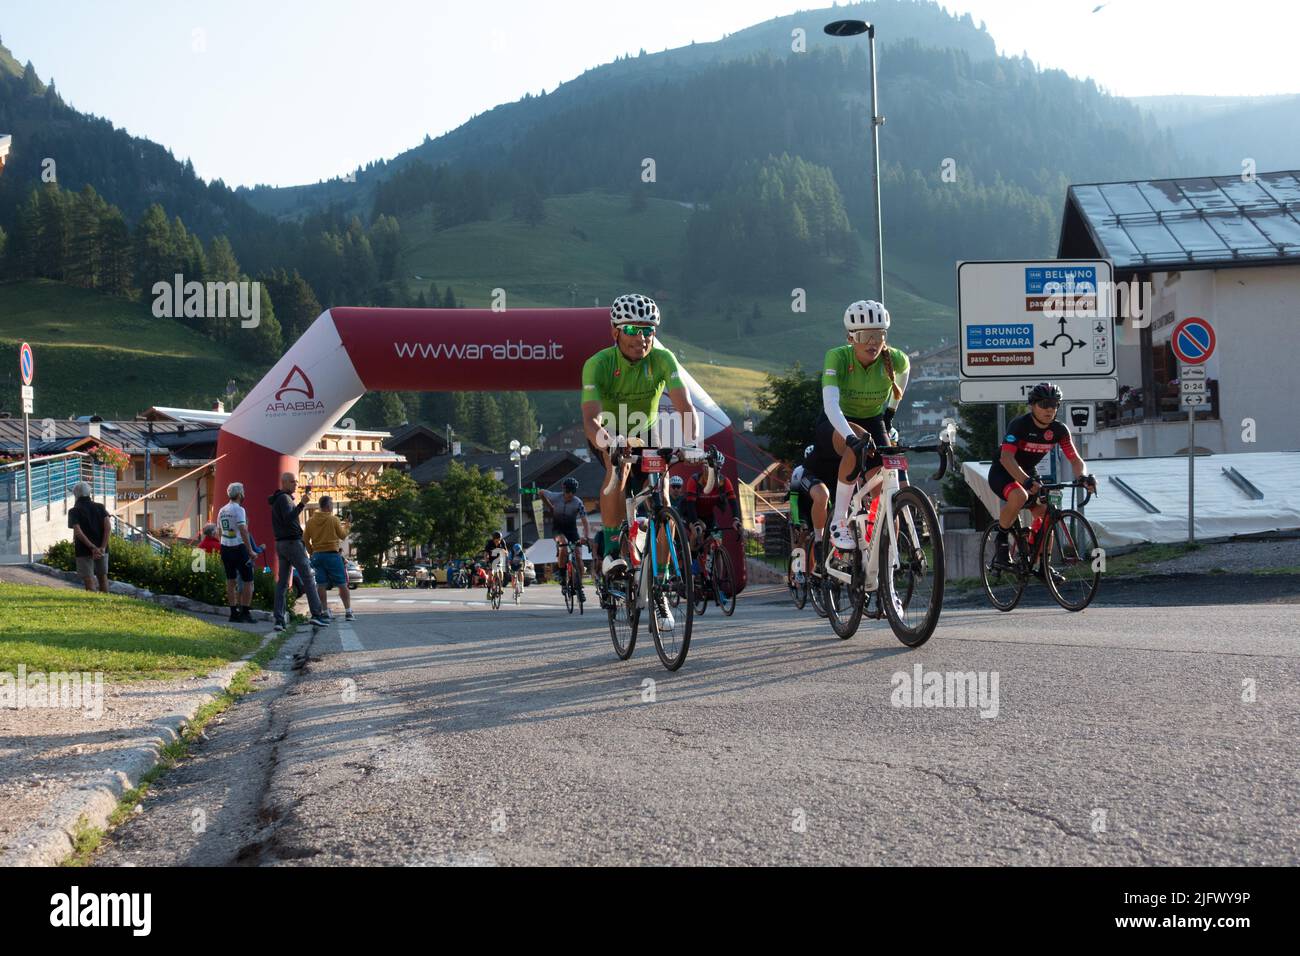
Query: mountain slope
[[0, 281, 267, 419]]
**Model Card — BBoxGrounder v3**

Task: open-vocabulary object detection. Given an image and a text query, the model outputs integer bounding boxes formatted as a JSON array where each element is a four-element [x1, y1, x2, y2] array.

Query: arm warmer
[[822, 386, 855, 440]]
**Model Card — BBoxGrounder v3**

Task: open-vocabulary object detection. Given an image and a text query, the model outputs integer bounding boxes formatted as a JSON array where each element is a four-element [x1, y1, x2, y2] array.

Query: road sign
[[1171, 317, 1215, 365], [1181, 394, 1207, 407], [19, 342, 34, 386], [1180, 365, 1206, 380], [20, 384, 33, 414], [960, 377, 1117, 403], [1066, 402, 1095, 435], [957, 260, 1117, 385]]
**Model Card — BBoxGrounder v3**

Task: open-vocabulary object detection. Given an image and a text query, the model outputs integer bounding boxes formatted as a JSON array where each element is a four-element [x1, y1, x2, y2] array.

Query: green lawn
[[0, 583, 261, 681], [0, 280, 268, 420]]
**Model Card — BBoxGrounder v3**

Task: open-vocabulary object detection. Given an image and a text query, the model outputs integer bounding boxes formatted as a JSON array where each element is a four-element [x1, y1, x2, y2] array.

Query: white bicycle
[[820, 423, 956, 646]]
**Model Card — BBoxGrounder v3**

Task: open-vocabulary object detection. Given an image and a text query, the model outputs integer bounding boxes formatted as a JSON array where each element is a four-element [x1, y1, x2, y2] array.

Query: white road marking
[[337, 619, 364, 652]]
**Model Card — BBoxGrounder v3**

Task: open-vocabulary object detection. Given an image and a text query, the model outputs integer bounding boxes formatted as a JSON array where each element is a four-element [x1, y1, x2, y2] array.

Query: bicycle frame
[[825, 437, 953, 591], [604, 444, 711, 611]]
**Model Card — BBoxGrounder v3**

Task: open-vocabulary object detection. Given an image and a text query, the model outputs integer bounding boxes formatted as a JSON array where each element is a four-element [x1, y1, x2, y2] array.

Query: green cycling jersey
[[820, 345, 910, 419], [581, 344, 684, 434]]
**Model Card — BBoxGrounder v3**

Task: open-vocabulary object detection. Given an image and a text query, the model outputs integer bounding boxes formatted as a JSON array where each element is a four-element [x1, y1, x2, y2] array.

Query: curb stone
[[0, 627, 288, 867]]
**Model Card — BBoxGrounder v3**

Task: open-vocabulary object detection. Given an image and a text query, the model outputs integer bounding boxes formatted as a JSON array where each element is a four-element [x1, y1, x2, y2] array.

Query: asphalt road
[[96, 576, 1300, 866]]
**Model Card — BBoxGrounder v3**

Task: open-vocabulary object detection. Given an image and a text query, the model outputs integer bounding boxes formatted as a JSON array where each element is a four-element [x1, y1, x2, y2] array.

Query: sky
[[2, 0, 1296, 188]]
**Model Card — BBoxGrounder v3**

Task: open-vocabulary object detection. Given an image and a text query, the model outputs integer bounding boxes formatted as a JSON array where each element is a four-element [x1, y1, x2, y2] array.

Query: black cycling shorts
[[813, 412, 888, 478], [554, 525, 583, 545], [988, 462, 1031, 502], [220, 544, 254, 583]]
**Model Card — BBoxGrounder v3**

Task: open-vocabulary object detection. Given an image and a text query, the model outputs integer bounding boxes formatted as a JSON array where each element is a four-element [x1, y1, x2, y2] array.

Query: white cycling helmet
[[804, 444, 815, 460], [843, 299, 890, 332], [610, 293, 661, 328]]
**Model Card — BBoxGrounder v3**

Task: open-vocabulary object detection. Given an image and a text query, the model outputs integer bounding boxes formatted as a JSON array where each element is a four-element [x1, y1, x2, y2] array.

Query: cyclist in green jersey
[[809, 299, 911, 551], [581, 293, 698, 589]]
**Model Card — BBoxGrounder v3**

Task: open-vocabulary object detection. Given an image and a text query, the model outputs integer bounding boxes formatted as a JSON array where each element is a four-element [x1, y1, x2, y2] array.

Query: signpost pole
[[1187, 406, 1195, 544], [19, 342, 35, 564], [23, 409, 33, 564]]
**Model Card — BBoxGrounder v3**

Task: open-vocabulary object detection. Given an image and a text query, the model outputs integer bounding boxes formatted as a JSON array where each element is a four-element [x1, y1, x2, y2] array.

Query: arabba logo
[[265, 365, 325, 414]]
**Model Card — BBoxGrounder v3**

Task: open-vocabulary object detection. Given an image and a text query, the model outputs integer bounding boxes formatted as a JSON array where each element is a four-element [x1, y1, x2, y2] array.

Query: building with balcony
[[1057, 169, 1300, 459]]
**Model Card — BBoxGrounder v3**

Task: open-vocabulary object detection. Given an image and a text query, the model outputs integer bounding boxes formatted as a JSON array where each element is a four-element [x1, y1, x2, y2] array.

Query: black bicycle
[[560, 539, 589, 615], [979, 478, 1101, 613]]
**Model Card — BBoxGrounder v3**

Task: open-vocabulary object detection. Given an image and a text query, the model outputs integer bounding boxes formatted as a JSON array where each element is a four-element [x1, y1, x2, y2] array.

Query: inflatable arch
[[213, 307, 746, 588]]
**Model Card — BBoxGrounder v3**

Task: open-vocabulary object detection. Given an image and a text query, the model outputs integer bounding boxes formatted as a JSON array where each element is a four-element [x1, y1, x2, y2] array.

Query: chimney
[[83, 422, 101, 440], [213, 400, 225, 413]]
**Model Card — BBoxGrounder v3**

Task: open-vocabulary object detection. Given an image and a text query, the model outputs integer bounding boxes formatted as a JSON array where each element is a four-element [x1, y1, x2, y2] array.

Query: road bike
[[692, 525, 737, 616], [979, 478, 1101, 612], [512, 564, 524, 605], [788, 516, 827, 612], [486, 549, 508, 610], [599, 442, 717, 671], [819, 426, 956, 646], [560, 539, 589, 615]]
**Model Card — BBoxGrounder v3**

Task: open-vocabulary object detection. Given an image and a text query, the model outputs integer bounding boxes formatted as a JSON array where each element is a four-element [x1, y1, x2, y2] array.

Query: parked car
[[412, 562, 437, 588], [345, 558, 362, 590]]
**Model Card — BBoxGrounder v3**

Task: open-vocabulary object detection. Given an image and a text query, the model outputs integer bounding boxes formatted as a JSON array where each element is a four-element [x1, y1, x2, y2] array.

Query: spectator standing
[[68, 481, 111, 593], [269, 472, 328, 630], [304, 495, 353, 622], [217, 483, 261, 622]]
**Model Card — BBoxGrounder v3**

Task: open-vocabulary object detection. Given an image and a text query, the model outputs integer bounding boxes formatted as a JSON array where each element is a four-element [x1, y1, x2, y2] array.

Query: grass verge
[[0, 583, 261, 680]]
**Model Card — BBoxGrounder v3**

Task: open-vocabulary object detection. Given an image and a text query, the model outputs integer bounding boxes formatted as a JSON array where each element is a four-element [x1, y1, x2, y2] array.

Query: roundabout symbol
[[1039, 317, 1086, 368]]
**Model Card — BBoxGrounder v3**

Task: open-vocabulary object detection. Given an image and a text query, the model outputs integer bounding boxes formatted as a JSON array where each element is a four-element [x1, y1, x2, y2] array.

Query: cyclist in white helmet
[[581, 293, 698, 627], [809, 299, 910, 552]]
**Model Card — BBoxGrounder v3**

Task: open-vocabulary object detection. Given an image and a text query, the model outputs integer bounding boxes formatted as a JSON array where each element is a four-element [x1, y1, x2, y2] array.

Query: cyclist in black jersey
[[989, 382, 1097, 568]]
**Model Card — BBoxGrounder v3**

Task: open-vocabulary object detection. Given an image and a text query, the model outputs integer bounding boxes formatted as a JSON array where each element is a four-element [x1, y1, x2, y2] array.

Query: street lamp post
[[825, 18, 885, 302], [509, 439, 531, 545]]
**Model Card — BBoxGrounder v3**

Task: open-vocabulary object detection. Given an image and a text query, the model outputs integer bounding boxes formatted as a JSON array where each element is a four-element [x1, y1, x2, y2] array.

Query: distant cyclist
[[669, 474, 685, 512], [990, 382, 1096, 571], [788, 443, 831, 545], [810, 299, 910, 551], [581, 293, 699, 627], [540, 476, 592, 587], [510, 542, 526, 592], [682, 448, 741, 551]]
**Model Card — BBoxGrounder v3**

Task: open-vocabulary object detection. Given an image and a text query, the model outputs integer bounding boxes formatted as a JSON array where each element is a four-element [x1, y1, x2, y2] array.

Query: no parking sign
[[1171, 317, 1215, 365]]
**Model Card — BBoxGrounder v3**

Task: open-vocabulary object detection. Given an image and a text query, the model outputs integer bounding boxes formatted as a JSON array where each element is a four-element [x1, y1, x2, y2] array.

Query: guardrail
[[1, 452, 117, 545]]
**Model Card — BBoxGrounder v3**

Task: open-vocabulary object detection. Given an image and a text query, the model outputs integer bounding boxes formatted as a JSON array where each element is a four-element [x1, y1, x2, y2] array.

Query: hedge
[[45, 536, 277, 610]]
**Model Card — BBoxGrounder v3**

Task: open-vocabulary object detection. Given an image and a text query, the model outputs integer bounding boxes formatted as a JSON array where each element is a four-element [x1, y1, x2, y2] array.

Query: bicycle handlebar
[[851, 437, 956, 482], [1027, 477, 1096, 509], [602, 443, 722, 496]]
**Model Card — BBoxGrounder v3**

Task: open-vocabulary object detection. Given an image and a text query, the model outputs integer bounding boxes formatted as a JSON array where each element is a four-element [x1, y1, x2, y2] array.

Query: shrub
[[44, 535, 275, 610]]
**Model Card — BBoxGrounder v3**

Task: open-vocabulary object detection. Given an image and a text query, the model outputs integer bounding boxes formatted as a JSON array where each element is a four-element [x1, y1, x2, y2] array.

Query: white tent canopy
[[962, 451, 1300, 549]]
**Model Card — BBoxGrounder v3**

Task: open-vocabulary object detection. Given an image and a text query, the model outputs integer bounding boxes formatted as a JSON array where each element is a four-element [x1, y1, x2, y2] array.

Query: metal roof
[[1059, 170, 1300, 272]]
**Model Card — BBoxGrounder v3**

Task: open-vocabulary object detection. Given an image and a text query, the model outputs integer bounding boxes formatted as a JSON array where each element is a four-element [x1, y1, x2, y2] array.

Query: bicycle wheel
[[822, 525, 863, 639], [712, 541, 737, 616], [573, 560, 585, 616], [788, 552, 807, 610], [979, 524, 1026, 612], [490, 581, 502, 610], [605, 568, 639, 659], [647, 507, 694, 671], [692, 549, 709, 615], [1044, 509, 1101, 612], [563, 566, 575, 613], [880, 487, 944, 647]]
